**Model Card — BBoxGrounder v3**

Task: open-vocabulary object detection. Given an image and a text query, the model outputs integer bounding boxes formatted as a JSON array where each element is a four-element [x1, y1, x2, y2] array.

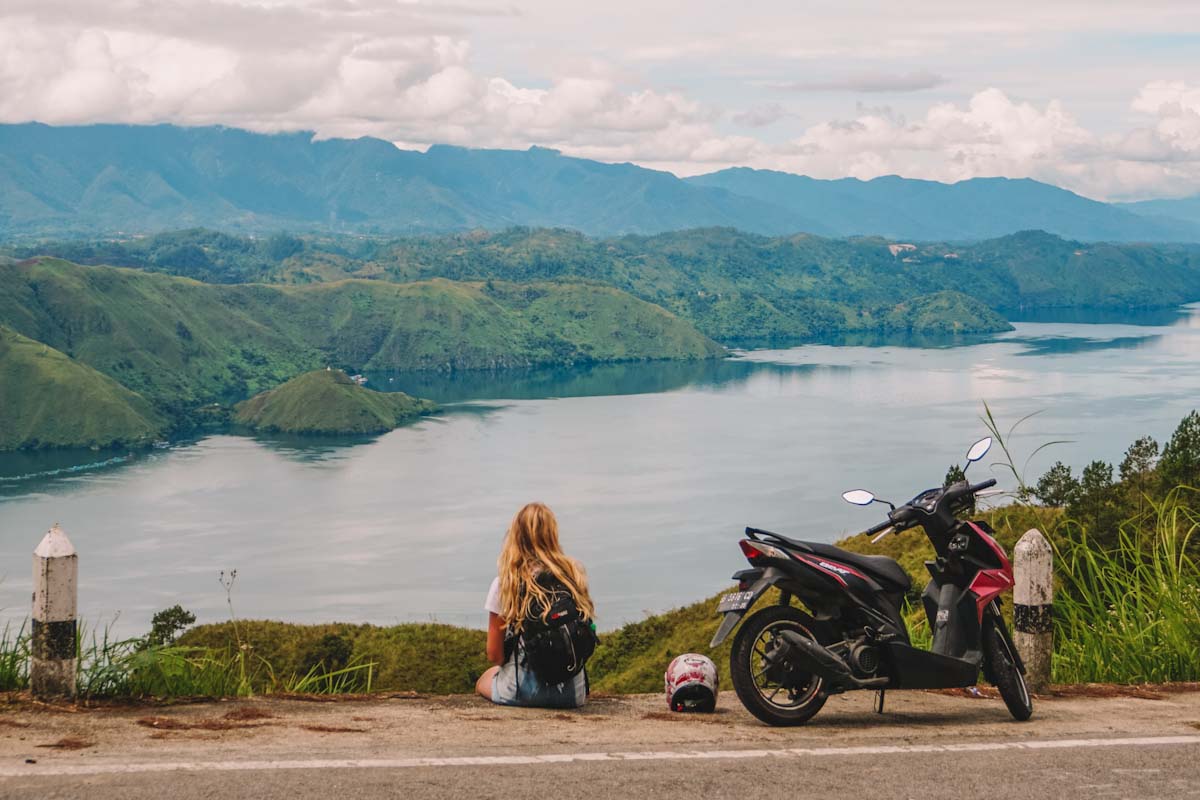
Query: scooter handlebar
[[862, 478, 997, 538], [944, 477, 997, 505], [864, 518, 894, 536]]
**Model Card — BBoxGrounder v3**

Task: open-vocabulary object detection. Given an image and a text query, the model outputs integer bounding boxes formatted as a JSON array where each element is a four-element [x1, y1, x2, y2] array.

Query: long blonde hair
[[497, 502, 594, 633]]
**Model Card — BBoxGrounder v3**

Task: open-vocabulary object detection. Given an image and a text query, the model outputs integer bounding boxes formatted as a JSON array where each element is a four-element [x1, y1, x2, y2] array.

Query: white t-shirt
[[485, 566, 547, 618], [484, 576, 502, 616]]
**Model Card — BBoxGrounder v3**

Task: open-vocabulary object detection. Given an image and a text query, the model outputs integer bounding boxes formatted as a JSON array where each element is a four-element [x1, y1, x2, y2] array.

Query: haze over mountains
[[4, 122, 1200, 243]]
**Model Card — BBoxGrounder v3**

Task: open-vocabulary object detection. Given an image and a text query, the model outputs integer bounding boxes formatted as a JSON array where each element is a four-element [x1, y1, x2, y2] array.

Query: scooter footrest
[[883, 643, 979, 689]]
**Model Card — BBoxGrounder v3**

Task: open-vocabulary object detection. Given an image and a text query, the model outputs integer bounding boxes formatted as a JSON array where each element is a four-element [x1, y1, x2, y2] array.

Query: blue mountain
[[1118, 194, 1200, 228], [0, 123, 821, 238], [685, 168, 1200, 242], [1, 122, 1196, 242]]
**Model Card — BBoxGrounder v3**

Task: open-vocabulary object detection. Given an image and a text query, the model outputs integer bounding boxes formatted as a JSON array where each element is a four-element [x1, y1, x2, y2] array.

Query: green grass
[[234, 369, 434, 435], [0, 325, 166, 450], [179, 620, 487, 695], [0, 622, 28, 691], [1051, 489, 1200, 683]]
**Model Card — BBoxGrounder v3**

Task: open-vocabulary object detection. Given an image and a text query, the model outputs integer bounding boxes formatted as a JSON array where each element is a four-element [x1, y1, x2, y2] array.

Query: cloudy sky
[[3, 0, 1200, 200]]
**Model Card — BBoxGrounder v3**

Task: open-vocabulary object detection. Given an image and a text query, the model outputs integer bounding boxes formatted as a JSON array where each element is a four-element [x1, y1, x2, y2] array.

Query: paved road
[[1, 687, 1198, 799]]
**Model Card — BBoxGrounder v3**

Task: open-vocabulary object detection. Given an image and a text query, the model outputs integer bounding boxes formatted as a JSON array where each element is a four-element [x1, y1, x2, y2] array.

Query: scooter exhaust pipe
[[776, 631, 888, 689]]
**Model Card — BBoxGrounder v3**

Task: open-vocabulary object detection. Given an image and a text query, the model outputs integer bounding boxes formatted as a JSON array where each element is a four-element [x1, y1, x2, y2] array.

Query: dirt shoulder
[[1, 685, 1198, 769]]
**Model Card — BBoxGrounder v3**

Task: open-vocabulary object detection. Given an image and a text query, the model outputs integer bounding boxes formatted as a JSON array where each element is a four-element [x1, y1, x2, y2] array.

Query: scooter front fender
[[709, 568, 786, 648]]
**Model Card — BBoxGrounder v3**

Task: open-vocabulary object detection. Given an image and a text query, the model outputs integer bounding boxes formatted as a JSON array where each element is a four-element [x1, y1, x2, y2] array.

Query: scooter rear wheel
[[730, 605, 828, 726]]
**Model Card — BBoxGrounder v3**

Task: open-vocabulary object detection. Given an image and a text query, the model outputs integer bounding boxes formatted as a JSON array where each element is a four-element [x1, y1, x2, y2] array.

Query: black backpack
[[507, 572, 598, 687]]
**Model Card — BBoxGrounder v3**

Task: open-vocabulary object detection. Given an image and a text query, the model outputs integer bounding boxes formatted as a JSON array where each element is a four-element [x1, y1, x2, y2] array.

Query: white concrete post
[[1013, 528, 1053, 693], [31, 524, 78, 699]]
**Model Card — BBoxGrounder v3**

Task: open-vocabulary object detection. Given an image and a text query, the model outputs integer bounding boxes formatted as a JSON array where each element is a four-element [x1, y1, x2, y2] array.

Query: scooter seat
[[802, 542, 912, 591], [751, 529, 912, 590]]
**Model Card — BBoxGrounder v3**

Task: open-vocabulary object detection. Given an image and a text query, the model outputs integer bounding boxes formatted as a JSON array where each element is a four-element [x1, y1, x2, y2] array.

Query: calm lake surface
[[2, 304, 1198, 637]]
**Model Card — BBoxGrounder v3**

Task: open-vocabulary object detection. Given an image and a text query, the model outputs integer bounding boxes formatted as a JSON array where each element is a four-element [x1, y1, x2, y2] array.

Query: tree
[[301, 633, 353, 674], [1034, 461, 1079, 507], [1069, 460, 1121, 541], [146, 605, 196, 647], [944, 464, 966, 487], [1159, 411, 1200, 491], [944, 463, 973, 512], [264, 232, 303, 262], [1119, 435, 1159, 514]]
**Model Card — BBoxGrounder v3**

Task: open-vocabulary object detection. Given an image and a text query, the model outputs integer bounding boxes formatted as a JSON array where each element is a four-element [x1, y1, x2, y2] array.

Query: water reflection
[[243, 431, 382, 463], [1008, 335, 1161, 357], [1004, 306, 1189, 326], [368, 357, 812, 403], [724, 330, 995, 350], [0, 448, 140, 497]]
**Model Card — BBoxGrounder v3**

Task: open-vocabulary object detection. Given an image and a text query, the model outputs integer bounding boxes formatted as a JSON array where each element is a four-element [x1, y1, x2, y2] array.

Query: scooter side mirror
[[965, 437, 992, 464], [842, 489, 876, 506]]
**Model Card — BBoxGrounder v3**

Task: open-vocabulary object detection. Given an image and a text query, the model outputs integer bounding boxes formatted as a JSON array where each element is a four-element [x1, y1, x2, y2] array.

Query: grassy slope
[[234, 369, 435, 435], [0, 325, 166, 450], [0, 259, 723, 411]]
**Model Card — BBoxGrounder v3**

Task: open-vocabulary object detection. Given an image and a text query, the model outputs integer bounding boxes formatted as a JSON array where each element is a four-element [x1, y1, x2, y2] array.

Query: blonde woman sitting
[[475, 502, 596, 708]]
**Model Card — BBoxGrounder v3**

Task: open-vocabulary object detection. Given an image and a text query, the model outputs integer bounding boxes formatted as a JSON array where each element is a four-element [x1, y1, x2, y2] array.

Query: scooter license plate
[[716, 591, 754, 614]]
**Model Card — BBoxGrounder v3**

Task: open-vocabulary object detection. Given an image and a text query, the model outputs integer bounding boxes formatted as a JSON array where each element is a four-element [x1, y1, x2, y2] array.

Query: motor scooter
[[711, 437, 1032, 726]]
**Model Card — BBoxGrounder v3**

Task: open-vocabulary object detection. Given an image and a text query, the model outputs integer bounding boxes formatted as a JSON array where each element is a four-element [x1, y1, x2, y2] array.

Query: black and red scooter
[[712, 437, 1032, 726]]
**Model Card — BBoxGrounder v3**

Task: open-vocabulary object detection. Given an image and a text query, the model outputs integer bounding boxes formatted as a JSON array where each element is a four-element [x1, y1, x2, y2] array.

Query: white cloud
[[659, 86, 1200, 200], [733, 103, 791, 128], [3, 2, 1200, 198], [773, 70, 947, 93]]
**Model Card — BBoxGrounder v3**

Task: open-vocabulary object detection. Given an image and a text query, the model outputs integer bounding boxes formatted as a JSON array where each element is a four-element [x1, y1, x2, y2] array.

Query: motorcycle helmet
[[665, 653, 719, 712]]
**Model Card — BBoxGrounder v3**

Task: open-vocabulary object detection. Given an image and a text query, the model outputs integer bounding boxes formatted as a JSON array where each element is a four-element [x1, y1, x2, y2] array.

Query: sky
[[2, 0, 1200, 200]]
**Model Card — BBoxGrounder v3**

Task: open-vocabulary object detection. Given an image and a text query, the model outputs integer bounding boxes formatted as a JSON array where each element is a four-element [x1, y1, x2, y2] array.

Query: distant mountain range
[[1116, 195, 1200, 228], [2, 122, 1199, 242], [687, 169, 1200, 242]]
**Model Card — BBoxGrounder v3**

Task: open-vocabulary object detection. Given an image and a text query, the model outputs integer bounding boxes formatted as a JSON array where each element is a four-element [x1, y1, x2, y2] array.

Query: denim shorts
[[491, 659, 587, 708]]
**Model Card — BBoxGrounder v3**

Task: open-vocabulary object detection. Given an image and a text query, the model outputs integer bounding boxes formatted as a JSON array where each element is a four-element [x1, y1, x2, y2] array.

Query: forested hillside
[[16, 228, 1200, 343], [0, 326, 166, 449], [0, 258, 723, 438]]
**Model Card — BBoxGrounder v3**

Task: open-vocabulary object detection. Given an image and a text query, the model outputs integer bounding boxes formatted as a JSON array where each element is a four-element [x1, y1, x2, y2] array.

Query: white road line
[[3, 735, 1198, 778]]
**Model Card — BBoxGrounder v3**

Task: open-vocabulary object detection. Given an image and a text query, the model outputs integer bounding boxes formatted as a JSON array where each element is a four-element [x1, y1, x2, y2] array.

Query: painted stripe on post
[[1013, 603, 1053, 634], [31, 619, 77, 660]]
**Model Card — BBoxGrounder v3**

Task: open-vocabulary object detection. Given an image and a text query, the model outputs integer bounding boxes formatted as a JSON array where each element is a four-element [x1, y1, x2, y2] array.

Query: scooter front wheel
[[730, 605, 828, 726], [983, 620, 1033, 721]]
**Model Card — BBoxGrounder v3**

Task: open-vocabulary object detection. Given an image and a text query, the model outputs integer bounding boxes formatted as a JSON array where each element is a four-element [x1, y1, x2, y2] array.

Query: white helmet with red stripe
[[665, 653, 718, 712]]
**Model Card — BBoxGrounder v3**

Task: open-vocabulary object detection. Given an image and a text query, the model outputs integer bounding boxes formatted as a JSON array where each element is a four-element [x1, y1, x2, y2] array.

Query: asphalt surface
[[1, 686, 1198, 799]]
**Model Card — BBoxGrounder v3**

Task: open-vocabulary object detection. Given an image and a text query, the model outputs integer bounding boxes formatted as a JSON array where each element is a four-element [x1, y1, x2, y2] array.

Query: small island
[[234, 369, 436, 436]]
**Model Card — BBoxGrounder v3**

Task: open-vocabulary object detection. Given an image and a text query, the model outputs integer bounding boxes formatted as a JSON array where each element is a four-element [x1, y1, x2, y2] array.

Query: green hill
[[881, 290, 1011, 334], [0, 325, 166, 450], [0, 258, 724, 413], [25, 228, 1200, 344], [235, 369, 434, 435]]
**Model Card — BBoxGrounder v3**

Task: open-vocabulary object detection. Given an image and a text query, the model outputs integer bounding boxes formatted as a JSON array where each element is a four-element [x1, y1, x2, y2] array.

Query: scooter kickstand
[[873, 689, 886, 714]]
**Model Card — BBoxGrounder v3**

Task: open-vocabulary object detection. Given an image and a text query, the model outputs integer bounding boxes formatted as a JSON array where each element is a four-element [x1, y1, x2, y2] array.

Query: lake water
[[2, 305, 1198, 637]]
